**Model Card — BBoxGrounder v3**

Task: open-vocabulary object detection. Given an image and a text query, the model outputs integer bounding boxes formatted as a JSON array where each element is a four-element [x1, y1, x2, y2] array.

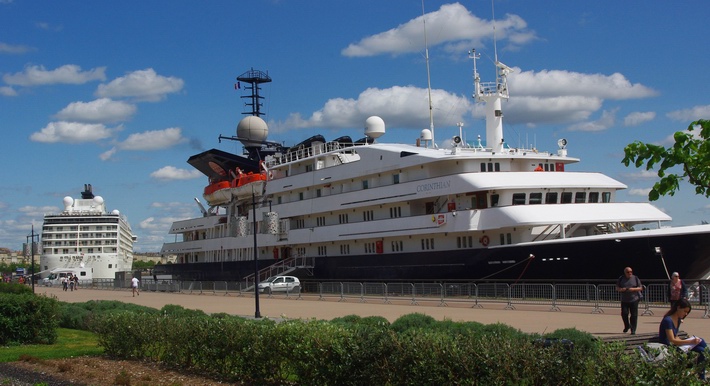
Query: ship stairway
[[533, 223, 574, 241], [243, 256, 316, 290]]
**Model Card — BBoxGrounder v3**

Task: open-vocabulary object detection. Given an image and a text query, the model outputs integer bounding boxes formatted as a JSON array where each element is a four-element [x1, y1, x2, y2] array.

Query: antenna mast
[[422, 0, 435, 146]]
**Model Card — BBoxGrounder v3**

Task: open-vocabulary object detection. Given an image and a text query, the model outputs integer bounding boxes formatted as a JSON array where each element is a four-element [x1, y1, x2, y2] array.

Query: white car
[[257, 275, 300, 294]]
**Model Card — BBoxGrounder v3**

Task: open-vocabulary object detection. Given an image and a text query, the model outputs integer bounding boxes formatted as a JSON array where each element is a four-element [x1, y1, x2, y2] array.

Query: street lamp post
[[26, 224, 39, 293], [252, 192, 261, 318]]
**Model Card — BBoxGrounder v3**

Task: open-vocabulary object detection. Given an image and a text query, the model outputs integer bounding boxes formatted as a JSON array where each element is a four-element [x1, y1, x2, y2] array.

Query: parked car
[[257, 275, 300, 294]]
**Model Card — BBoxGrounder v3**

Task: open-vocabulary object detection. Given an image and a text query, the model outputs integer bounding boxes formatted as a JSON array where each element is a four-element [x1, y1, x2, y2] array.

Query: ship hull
[[156, 227, 710, 282]]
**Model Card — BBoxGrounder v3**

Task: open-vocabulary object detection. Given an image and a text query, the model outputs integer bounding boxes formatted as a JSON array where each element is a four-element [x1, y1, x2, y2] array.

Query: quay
[[36, 286, 710, 339]]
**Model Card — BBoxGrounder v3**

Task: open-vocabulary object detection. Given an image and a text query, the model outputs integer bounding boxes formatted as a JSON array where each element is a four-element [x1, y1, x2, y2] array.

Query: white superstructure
[[40, 184, 135, 279]]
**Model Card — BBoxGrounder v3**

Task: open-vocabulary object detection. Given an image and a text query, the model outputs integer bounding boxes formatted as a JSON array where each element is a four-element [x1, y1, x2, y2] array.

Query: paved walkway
[[35, 286, 710, 338]]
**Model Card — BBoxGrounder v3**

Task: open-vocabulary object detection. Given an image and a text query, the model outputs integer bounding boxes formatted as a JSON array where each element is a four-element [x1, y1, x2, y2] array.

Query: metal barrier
[[79, 278, 710, 317]]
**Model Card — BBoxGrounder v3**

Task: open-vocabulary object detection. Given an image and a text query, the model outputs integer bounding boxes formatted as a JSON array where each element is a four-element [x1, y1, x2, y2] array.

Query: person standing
[[616, 267, 643, 335], [668, 272, 688, 308], [131, 276, 140, 297]]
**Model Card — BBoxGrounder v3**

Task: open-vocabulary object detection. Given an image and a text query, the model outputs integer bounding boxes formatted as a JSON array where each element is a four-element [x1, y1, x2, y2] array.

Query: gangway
[[243, 256, 315, 290]]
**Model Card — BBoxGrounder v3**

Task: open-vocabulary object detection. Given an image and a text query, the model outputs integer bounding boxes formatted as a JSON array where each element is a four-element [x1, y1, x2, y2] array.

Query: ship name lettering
[[416, 180, 451, 193]]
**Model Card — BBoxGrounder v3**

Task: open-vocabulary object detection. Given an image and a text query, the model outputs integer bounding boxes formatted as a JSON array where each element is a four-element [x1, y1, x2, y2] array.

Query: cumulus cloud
[[96, 68, 184, 102], [342, 3, 536, 57], [509, 69, 658, 100], [118, 127, 185, 151], [270, 85, 472, 132], [54, 98, 137, 123], [667, 105, 710, 122], [3, 64, 106, 86], [621, 170, 659, 180], [30, 121, 114, 143], [623, 111, 655, 126], [0, 42, 35, 54], [0, 86, 17, 96], [628, 188, 652, 196], [150, 166, 203, 181], [567, 108, 617, 132]]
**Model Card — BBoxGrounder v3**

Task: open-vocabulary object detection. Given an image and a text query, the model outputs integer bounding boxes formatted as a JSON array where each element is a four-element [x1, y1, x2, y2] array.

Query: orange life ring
[[480, 235, 490, 246]]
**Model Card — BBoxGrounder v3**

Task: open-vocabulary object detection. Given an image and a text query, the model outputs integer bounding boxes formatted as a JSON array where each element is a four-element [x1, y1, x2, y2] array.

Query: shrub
[[390, 312, 437, 333], [0, 282, 33, 295], [0, 293, 59, 345]]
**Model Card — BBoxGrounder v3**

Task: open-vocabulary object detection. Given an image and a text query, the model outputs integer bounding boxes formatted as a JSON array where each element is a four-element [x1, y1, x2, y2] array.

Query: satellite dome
[[420, 129, 433, 141], [364, 116, 385, 139], [94, 196, 104, 205], [237, 116, 268, 147], [63, 196, 73, 210], [112, 209, 120, 215]]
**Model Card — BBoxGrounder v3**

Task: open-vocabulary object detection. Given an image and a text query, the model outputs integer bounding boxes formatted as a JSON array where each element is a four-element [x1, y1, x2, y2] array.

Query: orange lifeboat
[[203, 180, 231, 206]]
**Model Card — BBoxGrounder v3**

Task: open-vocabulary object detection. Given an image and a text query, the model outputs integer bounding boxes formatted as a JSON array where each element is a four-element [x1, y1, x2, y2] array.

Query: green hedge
[[90, 311, 708, 385], [0, 293, 59, 345]]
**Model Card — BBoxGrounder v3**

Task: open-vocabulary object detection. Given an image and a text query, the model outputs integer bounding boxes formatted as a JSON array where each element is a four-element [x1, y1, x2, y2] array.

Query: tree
[[622, 119, 710, 201]]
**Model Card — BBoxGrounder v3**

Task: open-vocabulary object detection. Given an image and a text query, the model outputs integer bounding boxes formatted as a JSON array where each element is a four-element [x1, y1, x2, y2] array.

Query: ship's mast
[[422, 0, 435, 146]]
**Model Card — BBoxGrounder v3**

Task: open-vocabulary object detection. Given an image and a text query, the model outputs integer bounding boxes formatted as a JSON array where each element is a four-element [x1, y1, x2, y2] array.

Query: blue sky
[[2, 1, 709, 252]]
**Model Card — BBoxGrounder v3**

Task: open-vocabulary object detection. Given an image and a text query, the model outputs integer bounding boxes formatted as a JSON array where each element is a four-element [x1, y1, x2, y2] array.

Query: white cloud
[[271, 85, 472, 132], [509, 69, 658, 100], [342, 3, 535, 57], [118, 127, 185, 151], [3, 64, 106, 86], [99, 147, 117, 161], [628, 188, 652, 196], [623, 111, 655, 126], [150, 166, 202, 181], [0, 42, 34, 54], [30, 121, 113, 143], [54, 98, 137, 123], [667, 105, 710, 122], [567, 108, 617, 132], [0, 86, 17, 96], [96, 68, 184, 102], [621, 170, 659, 180]]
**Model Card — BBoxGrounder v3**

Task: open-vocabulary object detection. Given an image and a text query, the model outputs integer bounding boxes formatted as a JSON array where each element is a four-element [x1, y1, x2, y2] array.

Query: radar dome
[[63, 196, 73, 210], [112, 209, 120, 215], [420, 129, 433, 141], [237, 116, 268, 147], [364, 116, 385, 139], [94, 196, 104, 205]]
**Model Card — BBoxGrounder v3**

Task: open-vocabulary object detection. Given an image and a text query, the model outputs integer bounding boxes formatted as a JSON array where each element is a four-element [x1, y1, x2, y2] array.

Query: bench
[[598, 331, 688, 353]]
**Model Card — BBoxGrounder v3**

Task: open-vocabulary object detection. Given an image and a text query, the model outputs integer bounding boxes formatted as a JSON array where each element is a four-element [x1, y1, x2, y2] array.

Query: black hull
[[156, 230, 710, 282]]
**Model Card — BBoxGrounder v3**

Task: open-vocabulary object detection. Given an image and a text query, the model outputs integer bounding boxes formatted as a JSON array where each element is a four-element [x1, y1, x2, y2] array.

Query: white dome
[[237, 116, 268, 147], [364, 116, 385, 139], [420, 129, 433, 141], [94, 196, 104, 205], [112, 209, 120, 215], [63, 196, 73, 210]]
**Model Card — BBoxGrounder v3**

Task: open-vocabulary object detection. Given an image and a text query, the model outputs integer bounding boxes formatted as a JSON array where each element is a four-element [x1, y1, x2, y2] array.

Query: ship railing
[[80, 279, 710, 318]]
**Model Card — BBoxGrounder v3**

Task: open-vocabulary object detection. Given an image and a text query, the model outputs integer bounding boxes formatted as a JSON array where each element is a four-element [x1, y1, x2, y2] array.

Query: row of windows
[[45, 225, 117, 232], [509, 191, 611, 206], [276, 173, 402, 204]]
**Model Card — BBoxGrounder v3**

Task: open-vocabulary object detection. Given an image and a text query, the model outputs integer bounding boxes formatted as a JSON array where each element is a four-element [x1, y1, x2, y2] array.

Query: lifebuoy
[[480, 235, 490, 247]]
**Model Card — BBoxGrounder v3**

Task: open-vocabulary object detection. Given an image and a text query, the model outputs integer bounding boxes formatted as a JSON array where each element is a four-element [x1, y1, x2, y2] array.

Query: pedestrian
[[68, 274, 75, 291], [616, 266, 643, 335], [61, 275, 68, 291], [659, 298, 707, 380], [668, 272, 688, 308], [73, 274, 79, 291], [131, 276, 140, 297]]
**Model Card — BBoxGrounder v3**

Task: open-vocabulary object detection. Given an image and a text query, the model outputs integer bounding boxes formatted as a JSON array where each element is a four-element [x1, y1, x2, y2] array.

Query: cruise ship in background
[[158, 57, 710, 283], [40, 184, 135, 279]]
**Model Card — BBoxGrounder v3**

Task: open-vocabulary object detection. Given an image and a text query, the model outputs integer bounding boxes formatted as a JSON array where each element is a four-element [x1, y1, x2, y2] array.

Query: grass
[[0, 328, 103, 363]]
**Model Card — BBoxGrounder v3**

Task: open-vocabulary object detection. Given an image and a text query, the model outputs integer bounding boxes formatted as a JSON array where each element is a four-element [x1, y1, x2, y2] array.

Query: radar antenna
[[236, 68, 272, 117]]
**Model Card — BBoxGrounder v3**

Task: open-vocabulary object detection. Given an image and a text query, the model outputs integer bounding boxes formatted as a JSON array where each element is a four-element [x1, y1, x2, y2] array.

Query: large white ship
[[40, 184, 135, 279], [159, 61, 710, 283]]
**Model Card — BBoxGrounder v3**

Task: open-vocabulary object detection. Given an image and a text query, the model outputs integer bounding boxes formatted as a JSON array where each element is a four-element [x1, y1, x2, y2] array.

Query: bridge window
[[512, 193, 526, 205], [561, 192, 573, 204], [589, 192, 599, 203], [529, 193, 542, 205], [602, 192, 611, 203], [545, 192, 558, 204], [575, 192, 586, 203]]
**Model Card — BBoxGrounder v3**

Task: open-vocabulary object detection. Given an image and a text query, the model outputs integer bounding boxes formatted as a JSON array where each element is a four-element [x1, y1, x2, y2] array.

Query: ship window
[[561, 192, 573, 204], [589, 192, 599, 203], [480, 163, 486, 172], [494, 163, 500, 171], [499, 234, 505, 245], [362, 180, 369, 189], [391, 240, 403, 252], [316, 216, 326, 226], [340, 244, 350, 254], [393, 174, 400, 184], [512, 193, 526, 205], [529, 193, 542, 205], [390, 207, 402, 218], [545, 192, 558, 204], [299, 192, 304, 201], [491, 194, 499, 207], [487, 162, 493, 172], [575, 192, 586, 203], [363, 210, 374, 221], [339, 213, 349, 224], [602, 192, 611, 203], [108, 264, 112, 268], [316, 189, 322, 198], [507, 233, 512, 244]]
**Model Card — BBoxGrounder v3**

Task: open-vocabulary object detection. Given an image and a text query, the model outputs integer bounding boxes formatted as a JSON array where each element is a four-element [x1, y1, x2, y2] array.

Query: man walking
[[616, 267, 643, 334]]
